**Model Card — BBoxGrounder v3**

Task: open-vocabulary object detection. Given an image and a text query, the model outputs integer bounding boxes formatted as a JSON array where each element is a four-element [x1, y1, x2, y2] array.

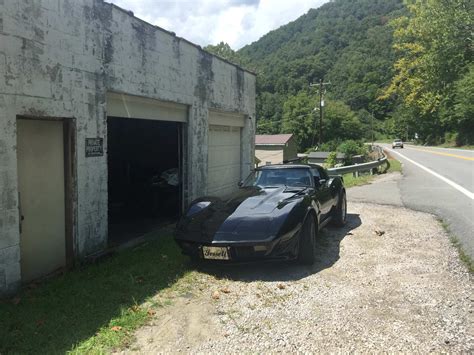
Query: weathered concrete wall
[[0, 0, 256, 295]]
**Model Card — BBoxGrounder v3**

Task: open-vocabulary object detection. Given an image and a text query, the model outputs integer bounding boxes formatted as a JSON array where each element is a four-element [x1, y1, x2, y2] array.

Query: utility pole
[[310, 79, 330, 148], [370, 110, 375, 145]]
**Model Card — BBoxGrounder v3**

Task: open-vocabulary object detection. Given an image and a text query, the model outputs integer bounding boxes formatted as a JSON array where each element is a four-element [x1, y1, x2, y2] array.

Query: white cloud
[[108, 0, 329, 49]]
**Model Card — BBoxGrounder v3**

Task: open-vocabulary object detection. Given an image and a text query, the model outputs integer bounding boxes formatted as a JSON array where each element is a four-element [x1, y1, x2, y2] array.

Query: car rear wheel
[[332, 191, 347, 227], [298, 215, 317, 265]]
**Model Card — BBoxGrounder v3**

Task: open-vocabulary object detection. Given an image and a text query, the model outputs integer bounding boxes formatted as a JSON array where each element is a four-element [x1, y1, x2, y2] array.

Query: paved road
[[379, 144, 474, 258]]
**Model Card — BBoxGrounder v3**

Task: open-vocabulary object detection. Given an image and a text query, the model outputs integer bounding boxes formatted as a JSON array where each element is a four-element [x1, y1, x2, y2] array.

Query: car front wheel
[[332, 191, 347, 227], [298, 215, 317, 265]]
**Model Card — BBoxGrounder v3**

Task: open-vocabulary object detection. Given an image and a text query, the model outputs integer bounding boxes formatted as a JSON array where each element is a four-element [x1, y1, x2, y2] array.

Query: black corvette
[[175, 163, 346, 265]]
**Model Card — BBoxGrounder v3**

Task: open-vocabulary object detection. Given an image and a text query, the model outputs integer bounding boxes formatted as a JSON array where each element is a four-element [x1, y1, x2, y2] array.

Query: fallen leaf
[[147, 309, 156, 316], [212, 291, 220, 300], [11, 297, 21, 305], [220, 287, 231, 294], [374, 230, 385, 236], [36, 319, 45, 327], [130, 305, 140, 312], [277, 283, 286, 290], [111, 326, 122, 332]]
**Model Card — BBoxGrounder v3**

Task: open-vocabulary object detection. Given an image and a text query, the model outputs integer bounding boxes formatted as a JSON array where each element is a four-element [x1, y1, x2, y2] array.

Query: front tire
[[298, 214, 317, 265], [332, 191, 347, 227]]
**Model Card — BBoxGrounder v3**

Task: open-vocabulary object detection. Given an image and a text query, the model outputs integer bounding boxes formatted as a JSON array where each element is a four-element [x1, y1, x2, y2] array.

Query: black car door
[[317, 167, 337, 213], [310, 167, 332, 219]]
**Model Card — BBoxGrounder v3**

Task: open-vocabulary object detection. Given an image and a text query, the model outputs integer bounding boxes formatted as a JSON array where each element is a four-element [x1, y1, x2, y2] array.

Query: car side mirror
[[238, 180, 244, 187], [314, 177, 326, 187]]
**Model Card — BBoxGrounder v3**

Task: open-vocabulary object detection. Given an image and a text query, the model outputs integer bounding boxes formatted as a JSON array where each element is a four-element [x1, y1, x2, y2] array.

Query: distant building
[[307, 152, 345, 165], [255, 134, 297, 165]]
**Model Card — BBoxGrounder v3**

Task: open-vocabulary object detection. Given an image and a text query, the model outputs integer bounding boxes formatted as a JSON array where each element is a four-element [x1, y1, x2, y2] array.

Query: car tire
[[332, 191, 347, 227], [298, 214, 317, 265]]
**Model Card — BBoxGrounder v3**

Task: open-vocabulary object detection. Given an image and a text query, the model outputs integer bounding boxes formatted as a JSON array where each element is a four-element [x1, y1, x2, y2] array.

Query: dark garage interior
[[107, 117, 182, 246]]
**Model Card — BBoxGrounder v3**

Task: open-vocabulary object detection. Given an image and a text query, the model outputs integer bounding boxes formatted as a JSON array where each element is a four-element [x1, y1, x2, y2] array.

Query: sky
[[108, 0, 329, 49]]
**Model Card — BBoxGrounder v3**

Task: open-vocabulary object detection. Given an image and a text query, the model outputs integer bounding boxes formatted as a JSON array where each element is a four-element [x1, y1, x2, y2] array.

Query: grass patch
[[439, 220, 474, 274], [387, 158, 402, 173], [342, 173, 374, 188], [0, 232, 193, 354], [342, 158, 402, 188]]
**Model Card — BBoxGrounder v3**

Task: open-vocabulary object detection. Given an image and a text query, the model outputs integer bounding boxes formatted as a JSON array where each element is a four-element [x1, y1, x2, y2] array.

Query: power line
[[257, 113, 313, 127]]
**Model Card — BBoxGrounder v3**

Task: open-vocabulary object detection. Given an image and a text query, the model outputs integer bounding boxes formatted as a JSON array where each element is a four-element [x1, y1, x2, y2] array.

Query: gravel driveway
[[123, 202, 473, 353]]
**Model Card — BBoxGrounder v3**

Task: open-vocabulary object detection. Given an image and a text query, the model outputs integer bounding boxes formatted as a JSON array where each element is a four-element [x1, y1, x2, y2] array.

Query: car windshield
[[243, 168, 313, 188]]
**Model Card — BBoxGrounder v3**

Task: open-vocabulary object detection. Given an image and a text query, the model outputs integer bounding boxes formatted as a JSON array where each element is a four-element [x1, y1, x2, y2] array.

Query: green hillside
[[206, 0, 473, 149], [236, 0, 406, 149]]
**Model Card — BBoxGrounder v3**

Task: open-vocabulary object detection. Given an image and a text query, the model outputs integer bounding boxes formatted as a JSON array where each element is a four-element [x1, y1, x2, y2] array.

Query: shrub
[[337, 140, 368, 165], [325, 151, 338, 168]]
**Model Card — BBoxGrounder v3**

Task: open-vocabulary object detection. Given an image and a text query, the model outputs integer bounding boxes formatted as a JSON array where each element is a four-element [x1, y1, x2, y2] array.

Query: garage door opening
[[107, 117, 182, 246]]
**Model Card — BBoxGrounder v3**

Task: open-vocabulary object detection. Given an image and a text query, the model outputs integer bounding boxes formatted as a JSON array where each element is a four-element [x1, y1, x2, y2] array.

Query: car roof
[[258, 163, 321, 170]]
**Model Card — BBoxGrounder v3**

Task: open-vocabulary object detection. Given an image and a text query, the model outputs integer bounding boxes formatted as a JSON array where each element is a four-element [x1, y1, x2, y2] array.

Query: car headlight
[[186, 201, 211, 216]]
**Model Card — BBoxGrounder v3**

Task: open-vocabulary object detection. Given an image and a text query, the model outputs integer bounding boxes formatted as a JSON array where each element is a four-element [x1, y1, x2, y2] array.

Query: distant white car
[[392, 139, 404, 149]]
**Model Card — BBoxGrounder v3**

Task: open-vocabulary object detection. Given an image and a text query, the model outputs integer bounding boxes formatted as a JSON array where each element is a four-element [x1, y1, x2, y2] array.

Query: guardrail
[[327, 145, 389, 175]]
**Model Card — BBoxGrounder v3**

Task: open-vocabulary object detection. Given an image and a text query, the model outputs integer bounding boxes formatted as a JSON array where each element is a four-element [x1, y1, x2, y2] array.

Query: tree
[[381, 0, 473, 143], [203, 42, 246, 67], [323, 99, 364, 143], [452, 64, 474, 145], [281, 91, 316, 150], [281, 92, 365, 151]]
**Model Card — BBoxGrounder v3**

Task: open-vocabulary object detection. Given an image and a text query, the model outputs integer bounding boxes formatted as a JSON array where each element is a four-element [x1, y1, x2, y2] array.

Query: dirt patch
[[125, 295, 220, 352], [122, 202, 473, 353]]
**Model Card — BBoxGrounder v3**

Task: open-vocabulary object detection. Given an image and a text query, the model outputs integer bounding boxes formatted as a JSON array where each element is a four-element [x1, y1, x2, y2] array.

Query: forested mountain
[[236, 0, 406, 149], [205, 0, 472, 150]]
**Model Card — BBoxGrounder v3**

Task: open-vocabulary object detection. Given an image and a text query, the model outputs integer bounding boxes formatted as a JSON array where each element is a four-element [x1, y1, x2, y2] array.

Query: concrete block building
[[0, 0, 256, 295]]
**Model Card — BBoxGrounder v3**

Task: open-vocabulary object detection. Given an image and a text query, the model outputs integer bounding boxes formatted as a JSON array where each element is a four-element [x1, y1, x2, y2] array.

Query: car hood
[[179, 186, 306, 243]]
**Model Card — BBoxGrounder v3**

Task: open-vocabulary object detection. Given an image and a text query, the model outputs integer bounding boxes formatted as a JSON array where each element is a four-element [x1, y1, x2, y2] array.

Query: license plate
[[202, 246, 230, 260]]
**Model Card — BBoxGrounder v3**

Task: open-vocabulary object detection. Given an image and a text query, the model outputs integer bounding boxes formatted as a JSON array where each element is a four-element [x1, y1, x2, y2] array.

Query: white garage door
[[207, 111, 245, 197]]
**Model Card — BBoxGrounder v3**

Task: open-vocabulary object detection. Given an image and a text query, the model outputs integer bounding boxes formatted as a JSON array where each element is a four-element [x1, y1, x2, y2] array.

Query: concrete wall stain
[[236, 68, 244, 106], [131, 21, 157, 67], [46, 64, 62, 83], [194, 51, 214, 104]]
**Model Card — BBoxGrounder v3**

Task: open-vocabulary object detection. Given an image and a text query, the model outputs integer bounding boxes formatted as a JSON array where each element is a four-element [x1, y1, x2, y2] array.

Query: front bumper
[[175, 233, 299, 262]]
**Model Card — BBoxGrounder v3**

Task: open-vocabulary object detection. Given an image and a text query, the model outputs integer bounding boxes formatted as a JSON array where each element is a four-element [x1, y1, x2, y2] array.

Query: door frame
[[17, 116, 77, 269]]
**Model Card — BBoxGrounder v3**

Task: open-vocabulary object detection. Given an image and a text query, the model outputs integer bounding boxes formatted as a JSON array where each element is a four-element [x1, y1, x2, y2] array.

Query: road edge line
[[385, 148, 474, 200], [405, 145, 474, 153]]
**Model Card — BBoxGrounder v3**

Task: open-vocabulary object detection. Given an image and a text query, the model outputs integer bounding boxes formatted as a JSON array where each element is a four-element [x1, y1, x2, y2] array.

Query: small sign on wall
[[85, 138, 104, 157]]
